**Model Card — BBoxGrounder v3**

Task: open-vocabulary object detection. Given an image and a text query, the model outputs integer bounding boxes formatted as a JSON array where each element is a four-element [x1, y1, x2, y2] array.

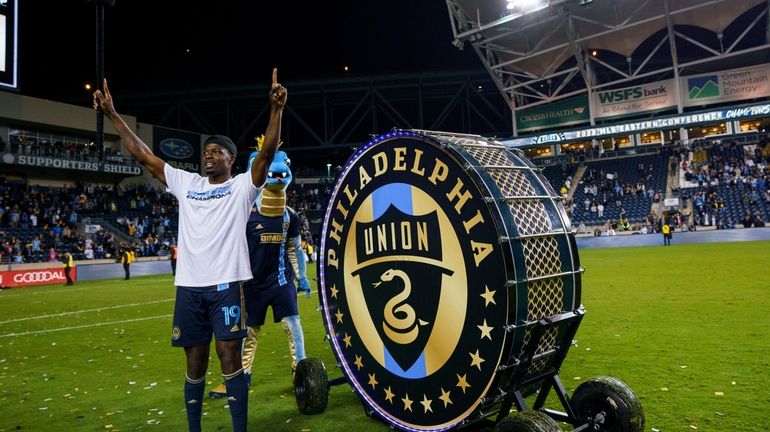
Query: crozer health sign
[[318, 130, 581, 430]]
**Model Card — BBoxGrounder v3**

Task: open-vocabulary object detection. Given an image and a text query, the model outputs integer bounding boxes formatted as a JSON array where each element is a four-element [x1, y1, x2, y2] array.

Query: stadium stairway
[[567, 165, 586, 199], [90, 217, 133, 244]]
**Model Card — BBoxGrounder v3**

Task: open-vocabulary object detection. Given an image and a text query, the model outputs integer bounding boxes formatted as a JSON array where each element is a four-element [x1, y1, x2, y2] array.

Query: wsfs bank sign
[[318, 131, 507, 430]]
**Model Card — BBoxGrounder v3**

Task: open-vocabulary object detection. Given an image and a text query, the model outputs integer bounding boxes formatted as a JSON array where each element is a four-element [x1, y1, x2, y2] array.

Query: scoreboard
[[0, 0, 17, 91]]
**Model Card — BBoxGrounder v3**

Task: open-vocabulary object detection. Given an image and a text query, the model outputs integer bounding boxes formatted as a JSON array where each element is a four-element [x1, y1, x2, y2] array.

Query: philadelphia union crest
[[319, 131, 509, 430]]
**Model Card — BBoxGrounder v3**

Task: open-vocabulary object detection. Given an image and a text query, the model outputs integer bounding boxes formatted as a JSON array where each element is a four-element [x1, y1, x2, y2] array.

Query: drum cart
[[295, 129, 644, 432]]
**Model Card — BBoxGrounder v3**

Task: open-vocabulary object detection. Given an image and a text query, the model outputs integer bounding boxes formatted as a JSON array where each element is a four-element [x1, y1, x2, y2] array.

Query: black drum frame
[[320, 306, 612, 431]]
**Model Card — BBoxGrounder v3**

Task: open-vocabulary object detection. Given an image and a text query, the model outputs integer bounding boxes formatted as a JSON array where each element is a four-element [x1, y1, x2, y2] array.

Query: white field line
[[0, 314, 173, 338], [0, 298, 174, 324]]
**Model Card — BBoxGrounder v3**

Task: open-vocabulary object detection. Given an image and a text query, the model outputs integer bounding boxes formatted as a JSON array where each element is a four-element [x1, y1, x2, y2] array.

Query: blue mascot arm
[[294, 234, 311, 298]]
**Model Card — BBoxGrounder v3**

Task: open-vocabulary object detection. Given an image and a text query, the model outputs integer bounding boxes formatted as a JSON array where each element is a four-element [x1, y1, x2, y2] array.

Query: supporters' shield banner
[[152, 126, 201, 173], [318, 130, 582, 431]]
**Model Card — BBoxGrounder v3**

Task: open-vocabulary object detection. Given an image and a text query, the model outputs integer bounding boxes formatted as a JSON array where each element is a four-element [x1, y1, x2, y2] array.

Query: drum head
[[317, 130, 580, 431]]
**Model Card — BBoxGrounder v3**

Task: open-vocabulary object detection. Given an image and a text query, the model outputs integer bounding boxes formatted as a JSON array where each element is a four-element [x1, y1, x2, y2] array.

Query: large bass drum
[[317, 129, 582, 431]]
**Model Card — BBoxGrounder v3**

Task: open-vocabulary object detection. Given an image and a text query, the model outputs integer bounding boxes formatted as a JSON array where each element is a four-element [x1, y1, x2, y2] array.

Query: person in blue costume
[[210, 136, 311, 398]]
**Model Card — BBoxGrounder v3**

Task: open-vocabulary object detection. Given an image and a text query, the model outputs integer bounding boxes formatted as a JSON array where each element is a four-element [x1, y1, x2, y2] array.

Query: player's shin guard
[[241, 326, 260, 387], [223, 368, 248, 432], [184, 373, 206, 432], [282, 315, 306, 371]]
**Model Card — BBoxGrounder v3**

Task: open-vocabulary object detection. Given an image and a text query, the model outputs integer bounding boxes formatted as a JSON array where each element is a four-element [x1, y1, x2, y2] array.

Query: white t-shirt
[[164, 164, 260, 287]]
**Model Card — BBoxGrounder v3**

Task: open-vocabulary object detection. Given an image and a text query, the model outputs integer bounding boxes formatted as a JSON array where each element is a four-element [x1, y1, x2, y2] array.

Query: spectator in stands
[[94, 69, 285, 432], [22, 243, 33, 262], [725, 217, 736, 229], [741, 211, 753, 228], [84, 244, 94, 260], [12, 249, 23, 264], [31, 235, 41, 255], [48, 247, 57, 262]]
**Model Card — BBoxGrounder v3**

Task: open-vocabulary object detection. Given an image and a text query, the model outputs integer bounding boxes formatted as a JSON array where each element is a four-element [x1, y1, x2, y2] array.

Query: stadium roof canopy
[[446, 0, 770, 113]]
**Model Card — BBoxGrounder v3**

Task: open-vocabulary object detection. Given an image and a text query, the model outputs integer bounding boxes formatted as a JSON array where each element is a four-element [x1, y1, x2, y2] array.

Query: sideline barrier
[[0, 257, 172, 288], [0, 267, 76, 287]]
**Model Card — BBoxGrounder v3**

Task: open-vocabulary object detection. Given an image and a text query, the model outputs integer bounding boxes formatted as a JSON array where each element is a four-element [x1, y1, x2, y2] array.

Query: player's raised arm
[[250, 68, 287, 187], [93, 79, 168, 184]]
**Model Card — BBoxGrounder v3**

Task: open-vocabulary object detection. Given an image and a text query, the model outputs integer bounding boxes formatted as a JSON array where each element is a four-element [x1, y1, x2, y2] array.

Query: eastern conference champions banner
[[592, 80, 677, 120], [152, 126, 201, 173], [682, 64, 770, 107]]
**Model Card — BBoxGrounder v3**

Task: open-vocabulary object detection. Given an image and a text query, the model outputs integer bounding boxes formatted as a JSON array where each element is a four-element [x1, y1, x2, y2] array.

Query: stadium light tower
[[87, 0, 115, 158], [505, 0, 549, 12]]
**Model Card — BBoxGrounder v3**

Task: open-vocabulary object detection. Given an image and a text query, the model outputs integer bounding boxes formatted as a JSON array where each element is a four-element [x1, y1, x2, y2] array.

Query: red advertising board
[[0, 267, 77, 288]]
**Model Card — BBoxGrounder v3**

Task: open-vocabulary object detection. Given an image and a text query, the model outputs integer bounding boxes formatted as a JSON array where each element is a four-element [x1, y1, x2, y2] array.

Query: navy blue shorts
[[244, 280, 298, 327], [171, 282, 247, 347]]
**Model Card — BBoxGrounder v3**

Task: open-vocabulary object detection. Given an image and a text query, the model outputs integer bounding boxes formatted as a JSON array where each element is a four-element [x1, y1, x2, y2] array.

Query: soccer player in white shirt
[[93, 69, 286, 432]]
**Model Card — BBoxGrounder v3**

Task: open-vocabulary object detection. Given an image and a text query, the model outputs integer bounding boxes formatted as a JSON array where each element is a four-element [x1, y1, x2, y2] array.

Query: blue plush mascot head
[[246, 135, 292, 191]]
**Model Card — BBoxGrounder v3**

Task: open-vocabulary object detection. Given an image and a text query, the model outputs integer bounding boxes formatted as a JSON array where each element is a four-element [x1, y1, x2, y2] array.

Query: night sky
[[17, 1, 483, 104]]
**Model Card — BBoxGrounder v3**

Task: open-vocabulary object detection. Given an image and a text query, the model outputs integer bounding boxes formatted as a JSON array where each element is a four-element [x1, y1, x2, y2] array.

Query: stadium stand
[[567, 152, 668, 227]]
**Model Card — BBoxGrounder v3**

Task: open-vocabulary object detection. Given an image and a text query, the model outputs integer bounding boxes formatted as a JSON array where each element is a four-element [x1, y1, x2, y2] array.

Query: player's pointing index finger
[[272, 68, 278, 85]]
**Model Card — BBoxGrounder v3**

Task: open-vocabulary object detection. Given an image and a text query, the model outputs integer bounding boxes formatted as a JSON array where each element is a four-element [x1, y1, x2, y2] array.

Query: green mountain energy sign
[[682, 64, 770, 107], [687, 76, 720, 99], [516, 94, 589, 132]]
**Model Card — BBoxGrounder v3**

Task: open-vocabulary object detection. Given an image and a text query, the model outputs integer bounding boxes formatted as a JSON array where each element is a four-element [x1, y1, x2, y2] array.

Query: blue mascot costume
[[210, 136, 311, 397]]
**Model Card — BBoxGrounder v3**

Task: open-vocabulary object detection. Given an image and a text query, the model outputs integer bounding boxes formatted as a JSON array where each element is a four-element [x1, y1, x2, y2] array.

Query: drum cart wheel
[[294, 357, 330, 415], [493, 410, 563, 432], [292, 349, 372, 417], [569, 376, 644, 432]]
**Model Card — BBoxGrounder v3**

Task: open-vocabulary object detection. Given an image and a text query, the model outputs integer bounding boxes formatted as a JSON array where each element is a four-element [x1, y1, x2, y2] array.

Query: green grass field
[[1, 240, 768, 431]]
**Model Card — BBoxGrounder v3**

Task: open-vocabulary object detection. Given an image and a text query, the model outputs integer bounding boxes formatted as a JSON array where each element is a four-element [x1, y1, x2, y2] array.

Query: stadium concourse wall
[[575, 226, 770, 248], [0, 91, 177, 189]]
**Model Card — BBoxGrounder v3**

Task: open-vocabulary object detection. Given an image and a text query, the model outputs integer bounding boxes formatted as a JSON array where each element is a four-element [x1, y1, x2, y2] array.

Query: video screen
[[0, 0, 18, 90]]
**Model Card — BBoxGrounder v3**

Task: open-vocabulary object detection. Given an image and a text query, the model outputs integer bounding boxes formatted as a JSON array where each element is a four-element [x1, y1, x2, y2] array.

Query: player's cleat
[[208, 383, 227, 398]]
